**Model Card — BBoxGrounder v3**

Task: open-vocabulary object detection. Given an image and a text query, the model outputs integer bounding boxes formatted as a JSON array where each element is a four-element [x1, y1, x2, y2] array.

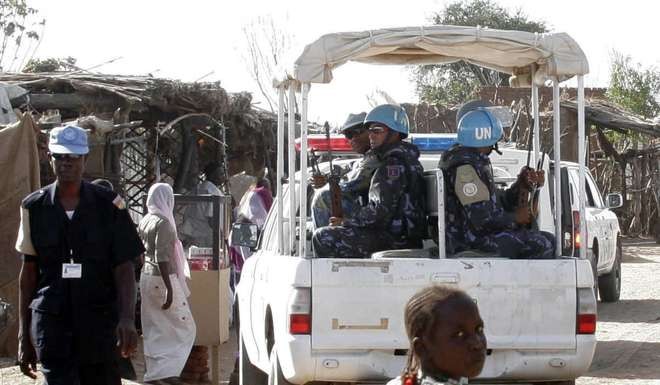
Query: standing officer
[[440, 108, 555, 259], [313, 104, 426, 258], [16, 124, 145, 385], [310, 112, 381, 229]]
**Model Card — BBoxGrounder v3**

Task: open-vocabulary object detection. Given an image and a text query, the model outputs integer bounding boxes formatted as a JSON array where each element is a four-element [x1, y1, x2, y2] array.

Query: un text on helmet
[[474, 127, 492, 140]]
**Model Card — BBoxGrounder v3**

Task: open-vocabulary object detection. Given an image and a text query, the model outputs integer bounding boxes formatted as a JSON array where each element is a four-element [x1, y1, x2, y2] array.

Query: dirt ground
[[576, 238, 660, 385], [2, 238, 660, 385]]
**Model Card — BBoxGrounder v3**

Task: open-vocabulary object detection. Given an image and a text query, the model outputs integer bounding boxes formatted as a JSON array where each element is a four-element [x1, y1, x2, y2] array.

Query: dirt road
[[576, 239, 660, 385], [2, 239, 660, 384]]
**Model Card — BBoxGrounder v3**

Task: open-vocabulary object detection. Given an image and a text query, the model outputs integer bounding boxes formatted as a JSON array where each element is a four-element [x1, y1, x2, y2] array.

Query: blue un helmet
[[456, 99, 493, 126], [457, 108, 503, 148], [364, 104, 410, 138]]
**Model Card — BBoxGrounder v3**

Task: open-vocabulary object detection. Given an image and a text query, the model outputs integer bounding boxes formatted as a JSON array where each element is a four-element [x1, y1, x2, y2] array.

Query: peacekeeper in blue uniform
[[313, 104, 426, 258], [311, 112, 382, 229], [15, 125, 145, 385], [440, 107, 555, 259]]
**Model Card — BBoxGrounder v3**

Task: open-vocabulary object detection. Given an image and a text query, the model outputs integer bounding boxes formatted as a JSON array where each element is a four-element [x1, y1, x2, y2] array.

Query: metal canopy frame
[[276, 36, 588, 261]]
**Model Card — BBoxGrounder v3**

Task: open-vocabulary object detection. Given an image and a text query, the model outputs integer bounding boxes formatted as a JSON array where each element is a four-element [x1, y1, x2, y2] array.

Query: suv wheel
[[599, 237, 622, 302]]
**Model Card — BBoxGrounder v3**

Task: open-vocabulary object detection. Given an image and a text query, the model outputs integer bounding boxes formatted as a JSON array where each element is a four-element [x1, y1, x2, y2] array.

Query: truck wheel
[[268, 345, 295, 385], [240, 333, 267, 385], [588, 245, 599, 301], [599, 238, 622, 302]]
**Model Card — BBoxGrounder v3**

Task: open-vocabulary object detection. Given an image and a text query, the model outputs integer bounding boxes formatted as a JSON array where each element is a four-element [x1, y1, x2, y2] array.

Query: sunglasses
[[51, 153, 83, 161], [368, 125, 388, 134], [344, 128, 367, 140]]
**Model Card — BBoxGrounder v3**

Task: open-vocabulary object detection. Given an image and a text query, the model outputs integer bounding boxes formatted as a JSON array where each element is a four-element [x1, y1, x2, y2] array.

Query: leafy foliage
[[23, 56, 77, 73], [411, 0, 548, 105], [607, 51, 660, 120], [0, 0, 44, 72]]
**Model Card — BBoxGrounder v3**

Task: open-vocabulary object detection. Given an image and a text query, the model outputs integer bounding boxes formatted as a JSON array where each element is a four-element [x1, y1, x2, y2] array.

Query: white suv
[[552, 162, 623, 302]]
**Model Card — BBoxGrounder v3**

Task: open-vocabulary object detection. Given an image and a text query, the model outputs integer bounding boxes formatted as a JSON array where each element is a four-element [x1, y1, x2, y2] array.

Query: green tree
[[0, 0, 44, 72], [23, 56, 77, 73], [412, 0, 548, 105], [607, 51, 660, 119]]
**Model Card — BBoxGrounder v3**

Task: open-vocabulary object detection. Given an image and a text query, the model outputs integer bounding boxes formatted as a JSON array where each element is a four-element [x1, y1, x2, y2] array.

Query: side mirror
[[230, 223, 259, 249], [605, 193, 623, 209]]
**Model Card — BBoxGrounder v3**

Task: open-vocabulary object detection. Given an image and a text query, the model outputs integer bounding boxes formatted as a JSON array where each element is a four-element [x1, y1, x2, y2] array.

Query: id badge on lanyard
[[62, 249, 82, 279]]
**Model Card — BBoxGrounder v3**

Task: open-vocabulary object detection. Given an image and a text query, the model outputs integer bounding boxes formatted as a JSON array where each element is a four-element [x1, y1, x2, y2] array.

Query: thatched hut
[[0, 72, 278, 214]]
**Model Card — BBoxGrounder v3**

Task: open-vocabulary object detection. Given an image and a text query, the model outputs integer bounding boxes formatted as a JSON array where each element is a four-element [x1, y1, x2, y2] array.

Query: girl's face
[[417, 295, 487, 380]]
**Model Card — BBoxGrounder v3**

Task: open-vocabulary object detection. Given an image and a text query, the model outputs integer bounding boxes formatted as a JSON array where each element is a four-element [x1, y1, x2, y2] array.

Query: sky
[[25, 0, 660, 125]]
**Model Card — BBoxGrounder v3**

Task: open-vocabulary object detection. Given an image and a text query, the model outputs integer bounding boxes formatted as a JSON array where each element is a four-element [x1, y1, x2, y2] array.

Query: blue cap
[[340, 112, 367, 133], [48, 125, 89, 155]]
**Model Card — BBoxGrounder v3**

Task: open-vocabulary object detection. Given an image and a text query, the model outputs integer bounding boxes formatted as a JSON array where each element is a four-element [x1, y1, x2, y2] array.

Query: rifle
[[309, 148, 322, 178], [518, 128, 544, 223], [325, 122, 343, 219]]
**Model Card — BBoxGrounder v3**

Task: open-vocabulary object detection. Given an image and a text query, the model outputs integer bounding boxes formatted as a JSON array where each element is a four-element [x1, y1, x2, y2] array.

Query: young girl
[[388, 286, 487, 385]]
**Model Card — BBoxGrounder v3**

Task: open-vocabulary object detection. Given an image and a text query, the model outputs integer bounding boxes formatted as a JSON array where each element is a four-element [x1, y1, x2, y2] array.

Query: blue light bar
[[411, 134, 458, 152]]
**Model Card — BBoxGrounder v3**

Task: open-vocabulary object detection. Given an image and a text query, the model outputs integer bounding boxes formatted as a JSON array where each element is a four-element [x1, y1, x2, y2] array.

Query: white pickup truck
[[234, 24, 606, 385], [234, 146, 601, 385]]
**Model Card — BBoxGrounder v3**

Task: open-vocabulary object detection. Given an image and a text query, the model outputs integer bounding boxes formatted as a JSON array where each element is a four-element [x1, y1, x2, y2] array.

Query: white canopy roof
[[293, 25, 589, 85]]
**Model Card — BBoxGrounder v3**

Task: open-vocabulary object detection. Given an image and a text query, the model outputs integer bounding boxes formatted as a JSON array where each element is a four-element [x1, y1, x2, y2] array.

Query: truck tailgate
[[311, 258, 577, 351]]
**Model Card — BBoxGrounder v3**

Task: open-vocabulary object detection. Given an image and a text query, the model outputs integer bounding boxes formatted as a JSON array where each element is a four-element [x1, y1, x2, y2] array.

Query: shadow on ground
[[598, 299, 660, 323], [588, 339, 660, 380]]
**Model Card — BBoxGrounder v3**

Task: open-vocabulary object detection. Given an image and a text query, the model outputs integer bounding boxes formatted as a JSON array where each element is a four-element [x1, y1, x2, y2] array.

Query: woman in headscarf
[[138, 183, 196, 384]]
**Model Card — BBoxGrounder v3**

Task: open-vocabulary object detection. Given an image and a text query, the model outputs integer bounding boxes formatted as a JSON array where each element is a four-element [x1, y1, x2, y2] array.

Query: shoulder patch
[[112, 195, 126, 210], [455, 164, 489, 206], [387, 165, 402, 178]]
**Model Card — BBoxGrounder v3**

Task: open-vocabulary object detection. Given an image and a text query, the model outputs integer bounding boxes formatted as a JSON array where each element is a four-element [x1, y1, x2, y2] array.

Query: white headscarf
[[146, 183, 191, 297]]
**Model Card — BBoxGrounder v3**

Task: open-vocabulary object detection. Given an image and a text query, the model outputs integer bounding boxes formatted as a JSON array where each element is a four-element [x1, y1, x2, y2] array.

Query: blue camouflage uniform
[[313, 141, 426, 258], [439, 144, 555, 259], [311, 151, 381, 229]]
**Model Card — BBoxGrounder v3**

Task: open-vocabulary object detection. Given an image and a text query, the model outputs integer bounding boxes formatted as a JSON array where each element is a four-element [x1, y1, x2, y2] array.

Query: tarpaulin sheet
[[0, 112, 40, 356], [294, 25, 589, 84]]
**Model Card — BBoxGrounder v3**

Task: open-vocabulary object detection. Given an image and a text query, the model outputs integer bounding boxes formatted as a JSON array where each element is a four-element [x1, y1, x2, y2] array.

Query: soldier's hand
[[162, 289, 173, 310], [535, 170, 545, 187], [329, 217, 343, 226], [517, 166, 534, 188], [310, 175, 327, 189], [514, 207, 532, 225], [116, 318, 138, 358], [17, 337, 38, 379]]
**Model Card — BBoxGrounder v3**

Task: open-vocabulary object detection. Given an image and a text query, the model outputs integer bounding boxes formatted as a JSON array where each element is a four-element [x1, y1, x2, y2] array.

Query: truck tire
[[599, 238, 622, 302], [588, 245, 599, 301], [539, 381, 576, 385], [268, 345, 295, 385], [240, 333, 267, 385]]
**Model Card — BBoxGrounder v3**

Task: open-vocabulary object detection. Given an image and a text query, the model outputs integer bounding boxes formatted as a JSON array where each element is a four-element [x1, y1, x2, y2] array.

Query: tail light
[[288, 288, 311, 335], [573, 210, 581, 251], [290, 314, 311, 334], [577, 288, 596, 334]]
